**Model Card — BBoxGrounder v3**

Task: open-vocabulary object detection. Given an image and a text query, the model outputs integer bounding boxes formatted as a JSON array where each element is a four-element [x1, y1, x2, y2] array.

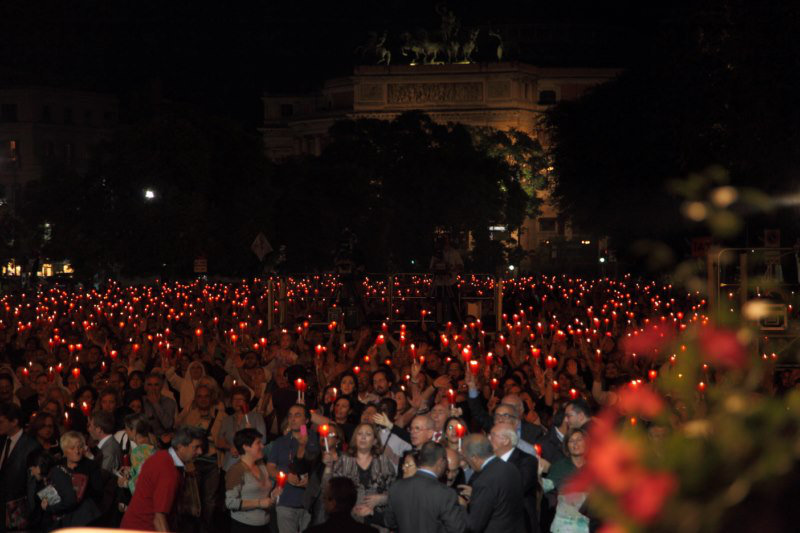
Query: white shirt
[[0, 429, 23, 470], [498, 448, 514, 462], [98, 434, 113, 450], [168, 446, 184, 468], [479, 456, 496, 472]]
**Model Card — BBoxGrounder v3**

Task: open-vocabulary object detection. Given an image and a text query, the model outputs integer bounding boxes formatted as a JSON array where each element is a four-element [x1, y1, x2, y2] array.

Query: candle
[[294, 378, 306, 402], [353, 366, 360, 375], [534, 443, 542, 457], [410, 344, 417, 360], [697, 381, 707, 393], [72, 367, 80, 379], [490, 378, 499, 392], [648, 369, 658, 381], [461, 347, 472, 362], [81, 401, 90, 415], [319, 424, 330, 452], [375, 334, 385, 346], [545, 356, 558, 369], [277, 471, 287, 488], [530, 347, 541, 359], [455, 422, 466, 451], [469, 360, 480, 375], [569, 388, 578, 400], [447, 388, 456, 405], [195, 328, 203, 337]]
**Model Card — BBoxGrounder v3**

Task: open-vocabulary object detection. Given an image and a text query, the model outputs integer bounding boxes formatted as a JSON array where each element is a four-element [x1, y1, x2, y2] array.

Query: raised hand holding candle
[[319, 424, 330, 452]]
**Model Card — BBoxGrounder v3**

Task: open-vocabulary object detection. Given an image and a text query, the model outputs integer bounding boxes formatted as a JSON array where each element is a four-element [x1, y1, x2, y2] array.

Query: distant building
[[261, 61, 616, 254], [0, 85, 118, 207]]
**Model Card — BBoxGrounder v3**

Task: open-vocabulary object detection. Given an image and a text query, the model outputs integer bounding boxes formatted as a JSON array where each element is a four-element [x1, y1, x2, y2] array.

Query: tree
[[271, 111, 540, 272], [544, 1, 800, 256]]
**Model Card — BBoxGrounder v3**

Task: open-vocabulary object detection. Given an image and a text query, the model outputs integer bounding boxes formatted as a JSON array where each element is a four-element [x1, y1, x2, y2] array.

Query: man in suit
[[0, 402, 41, 532], [490, 423, 539, 533], [372, 441, 466, 533], [536, 408, 568, 465], [89, 411, 122, 525], [306, 477, 375, 533], [461, 434, 523, 533]]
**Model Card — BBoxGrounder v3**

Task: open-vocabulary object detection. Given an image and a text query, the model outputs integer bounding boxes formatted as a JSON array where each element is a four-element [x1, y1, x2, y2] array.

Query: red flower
[[620, 471, 677, 524], [586, 433, 642, 494], [698, 326, 746, 368], [615, 384, 665, 419]]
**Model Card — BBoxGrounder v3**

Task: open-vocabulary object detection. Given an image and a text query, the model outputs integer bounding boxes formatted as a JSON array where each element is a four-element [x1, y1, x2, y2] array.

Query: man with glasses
[[142, 373, 177, 446]]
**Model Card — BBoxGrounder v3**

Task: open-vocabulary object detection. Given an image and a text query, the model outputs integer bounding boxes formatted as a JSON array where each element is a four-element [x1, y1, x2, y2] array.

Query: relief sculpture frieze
[[387, 82, 483, 104]]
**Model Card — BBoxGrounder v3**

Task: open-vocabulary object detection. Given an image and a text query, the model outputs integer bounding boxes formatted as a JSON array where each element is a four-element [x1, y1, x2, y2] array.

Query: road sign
[[251, 233, 273, 261]]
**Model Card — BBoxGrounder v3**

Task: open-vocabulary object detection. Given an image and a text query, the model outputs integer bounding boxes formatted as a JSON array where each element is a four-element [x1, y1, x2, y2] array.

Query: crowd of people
[[0, 275, 796, 532]]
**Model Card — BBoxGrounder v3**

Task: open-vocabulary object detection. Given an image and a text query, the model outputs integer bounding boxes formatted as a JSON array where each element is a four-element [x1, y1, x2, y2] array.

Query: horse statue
[[400, 32, 427, 64], [461, 29, 480, 62], [420, 35, 444, 64], [446, 39, 460, 64], [376, 31, 391, 65], [488, 29, 503, 61]]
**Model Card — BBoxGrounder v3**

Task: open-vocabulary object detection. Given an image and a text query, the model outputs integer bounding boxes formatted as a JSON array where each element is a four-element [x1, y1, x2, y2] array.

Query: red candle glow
[[569, 388, 578, 400], [447, 388, 456, 405], [455, 423, 466, 438], [80, 401, 90, 415], [277, 471, 287, 488], [469, 360, 480, 375], [545, 356, 558, 369], [353, 366, 361, 375], [71, 367, 80, 379], [490, 378, 499, 391], [648, 369, 658, 381]]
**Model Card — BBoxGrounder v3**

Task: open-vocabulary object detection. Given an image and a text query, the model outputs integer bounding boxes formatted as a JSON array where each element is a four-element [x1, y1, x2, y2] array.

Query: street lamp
[[144, 189, 156, 200]]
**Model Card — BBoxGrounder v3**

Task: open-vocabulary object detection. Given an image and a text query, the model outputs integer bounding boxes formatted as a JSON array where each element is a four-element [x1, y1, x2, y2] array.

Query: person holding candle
[[266, 404, 320, 533], [323, 423, 395, 524], [542, 427, 590, 533], [218, 387, 267, 472], [442, 416, 468, 451], [225, 428, 283, 533]]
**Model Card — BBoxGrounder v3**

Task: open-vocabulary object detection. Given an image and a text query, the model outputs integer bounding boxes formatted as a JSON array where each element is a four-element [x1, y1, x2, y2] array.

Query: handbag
[[178, 469, 202, 518]]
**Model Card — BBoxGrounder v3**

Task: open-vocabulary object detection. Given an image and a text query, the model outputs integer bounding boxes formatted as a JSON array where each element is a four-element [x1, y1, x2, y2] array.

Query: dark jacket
[[306, 511, 376, 533], [467, 457, 524, 533], [536, 427, 567, 465], [383, 470, 466, 533], [0, 432, 42, 504], [507, 448, 540, 533]]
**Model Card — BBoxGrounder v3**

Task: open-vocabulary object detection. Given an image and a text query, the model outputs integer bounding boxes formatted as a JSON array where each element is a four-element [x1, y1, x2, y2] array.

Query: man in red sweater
[[121, 426, 205, 531]]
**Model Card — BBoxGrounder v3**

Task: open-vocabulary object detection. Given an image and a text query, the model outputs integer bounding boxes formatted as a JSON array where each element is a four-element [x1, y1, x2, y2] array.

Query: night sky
[[0, 0, 655, 128]]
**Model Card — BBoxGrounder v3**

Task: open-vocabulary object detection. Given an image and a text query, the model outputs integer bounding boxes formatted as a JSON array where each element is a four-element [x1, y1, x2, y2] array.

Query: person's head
[[144, 373, 164, 395], [338, 373, 357, 396], [34, 374, 49, 397], [287, 404, 309, 433], [360, 403, 379, 424], [378, 397, 397, 421], [98, 389, 118, 413], [319, 423, 343, 451], [349, 423, 381, 456], [128, 396, 143, 413], [444, 416, 466, 446], [171, 426, 206, 464], [60, 431, 87, 465], [194, 385, 213, 410], [409, 415, 435, 448], [417, 441, 447, 477], [446, 361, 463, 381], [0, 403, 22, 436], [372, 369, 391, 396], [333, 397, 352, 422], [444, 447, 461, 486], [88, 411, 115, 440], [43, 398, 61, 418], [27, 448, 57, 481], [125, 414, 152, 444], [501, 394, 525, 418], [0, 376, 13, 403], [234, 427, 264, 459], [241, 351, 260, 369], [27, 411, 56, 443], [323, 477, 359, 515], [429, 401, 449, 432], [128, 371, 144, 390], [74, 385, 97, 410], [188, 361, 205, 381], [565, 399, 591, 430], [564, 427, 588, 459], [393, 388, 409, 413], [488, 422, 518, 456], [230, 386, 251, 413], [493, 403, 521, 429], [462, 434, 494, 472], [400, 450, 418, 478]]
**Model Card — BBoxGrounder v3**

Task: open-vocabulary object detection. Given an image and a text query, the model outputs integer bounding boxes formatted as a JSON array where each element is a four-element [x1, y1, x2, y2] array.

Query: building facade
[[0, 85, 118, 207], [261, 61, 617, 252]]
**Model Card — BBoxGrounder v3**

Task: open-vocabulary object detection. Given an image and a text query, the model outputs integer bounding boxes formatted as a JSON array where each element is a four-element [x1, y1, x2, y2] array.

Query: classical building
[[0, 85, 118, 207], [261, 61, 617, 252]]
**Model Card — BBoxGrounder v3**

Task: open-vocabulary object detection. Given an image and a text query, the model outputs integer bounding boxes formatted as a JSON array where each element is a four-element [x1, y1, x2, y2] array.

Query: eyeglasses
[[494, 412, 517, 420]]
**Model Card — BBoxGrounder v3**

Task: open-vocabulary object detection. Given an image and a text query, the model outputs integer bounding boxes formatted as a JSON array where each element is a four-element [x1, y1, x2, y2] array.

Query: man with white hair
[[489, 422, 540, 533]]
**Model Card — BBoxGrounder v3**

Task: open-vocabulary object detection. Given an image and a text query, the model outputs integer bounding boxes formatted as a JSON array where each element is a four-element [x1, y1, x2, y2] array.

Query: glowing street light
[[144, 189, 156, 200]]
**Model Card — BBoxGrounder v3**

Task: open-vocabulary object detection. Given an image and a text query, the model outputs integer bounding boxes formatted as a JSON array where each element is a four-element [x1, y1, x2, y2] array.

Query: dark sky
[[0, 0, 657, 128]]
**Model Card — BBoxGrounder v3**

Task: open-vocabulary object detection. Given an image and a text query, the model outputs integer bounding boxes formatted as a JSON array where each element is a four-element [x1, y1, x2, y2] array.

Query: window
[[42, 105, 52, 123], [64, 107, 74, 125], [280, 104, 294, 118], [1, 104, 18, 122], [539, 217, 557, 232], [538, 90, 557, 105]]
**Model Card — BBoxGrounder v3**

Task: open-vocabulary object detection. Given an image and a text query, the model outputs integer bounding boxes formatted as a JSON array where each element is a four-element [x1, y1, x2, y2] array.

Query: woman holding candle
[[543, 427, 590, 533], [218, 387, 267, 472], [443, 415, 468, 451], [323, 423, 395, 522], [225, 428, 283, 533]]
